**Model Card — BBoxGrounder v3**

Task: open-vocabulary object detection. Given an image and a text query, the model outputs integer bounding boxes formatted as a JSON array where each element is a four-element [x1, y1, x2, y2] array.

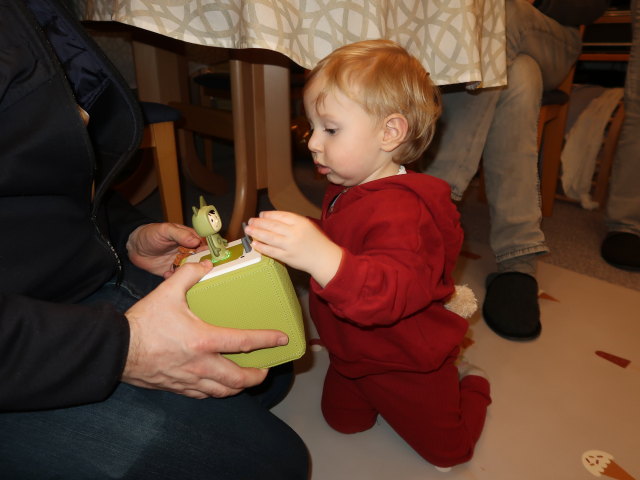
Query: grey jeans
[[422, 0, 582, 263]]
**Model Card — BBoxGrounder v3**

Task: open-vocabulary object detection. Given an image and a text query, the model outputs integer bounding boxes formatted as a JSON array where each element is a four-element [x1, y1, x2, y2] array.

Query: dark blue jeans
[[0, 263, 308, 479]]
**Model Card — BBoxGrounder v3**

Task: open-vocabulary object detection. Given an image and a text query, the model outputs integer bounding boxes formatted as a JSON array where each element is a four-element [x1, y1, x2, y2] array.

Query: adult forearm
[[0, 294, 129, 411]]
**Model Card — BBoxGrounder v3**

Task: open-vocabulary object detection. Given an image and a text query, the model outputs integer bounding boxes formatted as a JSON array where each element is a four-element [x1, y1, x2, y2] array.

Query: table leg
[[131, 41, 320, 240], [226, 59, 260, 239], [225, 59, 320, 239], [260, 63, 321, 219]]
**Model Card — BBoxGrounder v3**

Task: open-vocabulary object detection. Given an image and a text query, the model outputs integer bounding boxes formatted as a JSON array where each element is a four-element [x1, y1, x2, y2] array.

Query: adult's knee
[[504, 54, 543, 107], [261, 424, 310, 479], [122, 387, 310, 479]]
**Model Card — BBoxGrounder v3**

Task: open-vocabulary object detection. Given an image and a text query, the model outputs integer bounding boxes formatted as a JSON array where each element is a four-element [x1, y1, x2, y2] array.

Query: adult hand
[[122, 260, 290, 398], [126, 223, 203, 277], [246, 211, 342, 287]]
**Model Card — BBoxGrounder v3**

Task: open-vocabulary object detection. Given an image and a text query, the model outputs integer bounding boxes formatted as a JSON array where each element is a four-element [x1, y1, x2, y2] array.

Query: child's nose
[[307, 130, 321, 152]]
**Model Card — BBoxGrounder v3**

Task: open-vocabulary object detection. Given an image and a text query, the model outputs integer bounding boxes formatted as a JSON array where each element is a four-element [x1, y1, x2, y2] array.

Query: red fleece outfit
[[309, 171, 491, 468]]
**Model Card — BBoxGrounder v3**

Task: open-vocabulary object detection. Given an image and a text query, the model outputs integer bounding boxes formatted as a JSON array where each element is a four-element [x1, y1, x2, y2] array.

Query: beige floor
[[272, 239, 640, 480]]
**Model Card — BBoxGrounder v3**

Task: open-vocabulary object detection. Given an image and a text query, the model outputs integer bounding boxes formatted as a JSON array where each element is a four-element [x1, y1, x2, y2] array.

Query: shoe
[[601, 232, 640, 271], [482, 272, 541, 341]]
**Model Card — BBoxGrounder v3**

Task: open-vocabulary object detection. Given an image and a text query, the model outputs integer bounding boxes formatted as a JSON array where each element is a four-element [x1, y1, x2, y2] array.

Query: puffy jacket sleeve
[[0, 0, 142, 412], [0, 294, 130, 412]]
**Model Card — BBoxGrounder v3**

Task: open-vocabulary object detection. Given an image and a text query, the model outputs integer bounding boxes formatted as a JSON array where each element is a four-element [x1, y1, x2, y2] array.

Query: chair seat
[[139, 101, 182, 124]]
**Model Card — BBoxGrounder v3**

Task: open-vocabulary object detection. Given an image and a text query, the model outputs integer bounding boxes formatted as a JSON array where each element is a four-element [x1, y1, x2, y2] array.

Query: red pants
[[321, 355, 491, 468]]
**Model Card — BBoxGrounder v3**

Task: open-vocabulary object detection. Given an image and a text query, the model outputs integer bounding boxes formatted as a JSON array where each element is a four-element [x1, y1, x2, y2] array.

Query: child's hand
[[246, 211, 342, 287]]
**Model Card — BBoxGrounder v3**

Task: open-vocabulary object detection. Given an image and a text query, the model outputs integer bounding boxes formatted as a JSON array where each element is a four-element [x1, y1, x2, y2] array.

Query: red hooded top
[[309, 170, 467, 378]]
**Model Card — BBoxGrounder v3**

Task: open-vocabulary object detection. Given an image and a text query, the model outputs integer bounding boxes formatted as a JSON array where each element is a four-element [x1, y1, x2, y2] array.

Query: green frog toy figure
[[191, 196, 230, 263]]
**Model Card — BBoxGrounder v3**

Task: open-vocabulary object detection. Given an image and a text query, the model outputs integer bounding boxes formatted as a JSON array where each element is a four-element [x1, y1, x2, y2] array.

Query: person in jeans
[[0, 1, 308, 478], [601, 0, 640, 271], [422, 0, 609, 341]]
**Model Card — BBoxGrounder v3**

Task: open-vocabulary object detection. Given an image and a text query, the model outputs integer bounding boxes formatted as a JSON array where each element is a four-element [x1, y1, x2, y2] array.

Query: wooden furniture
[[78, 0, 508, 239], [167, 65, 307, 229], [170, 68, 231, 198], [538, 52, 581, 217], [539, 12, 631, 215], [114, 102, 184, 224]]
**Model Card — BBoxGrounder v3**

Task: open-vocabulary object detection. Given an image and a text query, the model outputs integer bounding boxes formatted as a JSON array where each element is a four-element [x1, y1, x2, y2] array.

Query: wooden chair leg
[[149, 121, 184, 224], [539, 104, 567, 217]]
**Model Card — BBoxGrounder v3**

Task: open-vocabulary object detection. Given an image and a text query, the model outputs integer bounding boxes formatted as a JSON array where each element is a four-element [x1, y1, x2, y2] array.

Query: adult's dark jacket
[[0, 0, 150, 411], [534, 0, 611, 26]]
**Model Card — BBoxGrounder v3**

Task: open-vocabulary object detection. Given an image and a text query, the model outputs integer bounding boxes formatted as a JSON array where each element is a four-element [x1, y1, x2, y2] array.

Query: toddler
[[246, 39, 491, 469]]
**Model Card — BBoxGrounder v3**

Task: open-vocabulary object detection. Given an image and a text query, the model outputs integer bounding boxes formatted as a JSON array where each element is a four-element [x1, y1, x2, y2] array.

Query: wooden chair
[[114, 102, 185, 224], [538, 12, 633, 215], [167, 70, 232, 199], [537, 62, 578, 217], [168, 60, 310, 239]]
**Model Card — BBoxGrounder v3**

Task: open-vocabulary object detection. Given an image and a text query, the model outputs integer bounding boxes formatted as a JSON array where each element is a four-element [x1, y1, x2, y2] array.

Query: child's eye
[[324, 128, 337, 135]]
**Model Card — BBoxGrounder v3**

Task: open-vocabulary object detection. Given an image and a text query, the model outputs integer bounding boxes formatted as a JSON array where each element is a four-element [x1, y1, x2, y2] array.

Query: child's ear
[[381, 114, 408, 151]]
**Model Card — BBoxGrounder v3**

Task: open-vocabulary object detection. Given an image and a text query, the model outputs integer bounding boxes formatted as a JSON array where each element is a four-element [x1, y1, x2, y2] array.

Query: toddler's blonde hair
[[305, 39, 441, 164]]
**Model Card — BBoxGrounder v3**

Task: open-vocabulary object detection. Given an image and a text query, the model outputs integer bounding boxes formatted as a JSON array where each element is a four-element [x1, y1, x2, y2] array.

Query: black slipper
[[601, 232, 640, 271], [482, 272, 541, 341]]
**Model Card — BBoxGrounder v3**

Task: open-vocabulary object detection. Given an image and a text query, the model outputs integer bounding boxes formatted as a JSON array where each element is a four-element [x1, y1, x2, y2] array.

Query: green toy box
[[182, 240, 306, 368]]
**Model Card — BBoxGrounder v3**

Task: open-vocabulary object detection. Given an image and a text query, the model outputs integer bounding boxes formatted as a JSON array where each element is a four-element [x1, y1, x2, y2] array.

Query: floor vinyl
[[273, 239, 640, 479]]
